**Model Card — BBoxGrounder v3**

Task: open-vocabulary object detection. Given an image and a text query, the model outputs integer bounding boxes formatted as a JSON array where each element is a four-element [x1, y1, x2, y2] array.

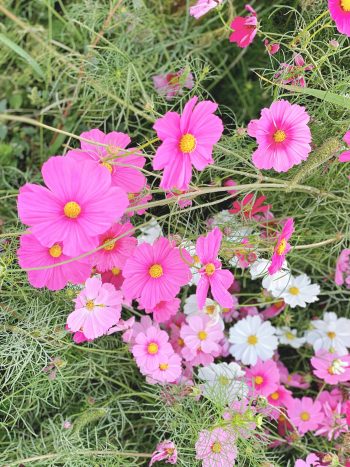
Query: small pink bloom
[[67, 128, 146, 193], [311, 350, 350, 384], [274, 54, 313, 88], [315, 402, 348, 440], [122, 237, 192, 309], [190, 0, 223, 19], [335, 249, 350, 287], [107, 317, 135, 336], [132, 325, 173, 372], [195, 427, 237, 466], [268, 218, 294, 275], [100, 267, 125, 289], [65, 325, 93, 344], [339, 131, 350, 162], [153, 69, 194, 100], [294, 454, 322, 467], [148, 352, 182, 384], [195, 227, 234, 309], [329, 0, 350, 37], [248, 100, 312, 172], [18, 157, 128, 256], [287, 397, 324, 435], [246, 359, 280, 397], [264, 39, 280, 55], [261, 299, 286, 320], [223, 178, 238, 196], [267, 385, 294, 412], [18, 234, 92, 291], [66, 277, 123, 339], [229, 5, 258, 48], [180, 314, 224, 357], [165, 190, 193, 209], [150, 440, 177, 465], [153, 96, 223, 190], [229, 193, 271, 219], [145, 298, 181, 323], [127, 187, 153, 217]]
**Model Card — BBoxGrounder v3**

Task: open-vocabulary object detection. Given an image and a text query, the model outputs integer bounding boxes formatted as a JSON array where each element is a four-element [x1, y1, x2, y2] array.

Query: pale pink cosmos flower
[[190, 0, 223, 19], [150, 440, 177, 465], [287, 397, 324, 435], [18, 157, 128, 256], [153, 69, 194, 100], [294, 454, 322, 467], [195, 427, 237, 466], [148, 352, 182, 384], [122, 237, 192, 309], [195, 227, 234, 309], [264, 39, 280, 55], [145, 298, 181, 323], [66, 277, 123, 340], [229, 5, 258, 48], [311, 350, 350, 385], [18, 234, 92, 291], [132, 325, 173, 373], [338, 131, 350, 163], [274, 54, 313, 88], [248, 100, 312, 172], [268, 218, 294, 275], [246, 359, 280, 397], [93, 222, 137, 272], [315, 402, 348, 440], [126, 187, 153, 217], [67, 129, 146, 193], [152, 96, 223, 190], [329, 0, 350, 37]]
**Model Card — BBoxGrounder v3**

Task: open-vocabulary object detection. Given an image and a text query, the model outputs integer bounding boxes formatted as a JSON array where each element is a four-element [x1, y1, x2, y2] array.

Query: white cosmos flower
[[250, 258, 292, 295], [229, 315, 278, 366], [198, 362, 248, 405], [305, 312, 350, 356], [274, 274, 320, 308], [184, 295, 223, 327], [276, 326, 306, 349], [137, 218, 162, 244]]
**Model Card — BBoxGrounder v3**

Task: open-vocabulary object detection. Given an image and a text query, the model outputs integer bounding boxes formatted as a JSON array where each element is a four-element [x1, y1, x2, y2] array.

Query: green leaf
[[0, 33, 44, 79]]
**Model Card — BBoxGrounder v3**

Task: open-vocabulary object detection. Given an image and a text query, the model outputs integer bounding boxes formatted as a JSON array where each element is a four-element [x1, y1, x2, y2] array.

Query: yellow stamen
[[128, 193, 136, 200], [273, 130, 287, 143], [205, 305, 216, 315], [198, 331, 207, 341], [286, 332, 295, 340], [276, 238, 287, 255], [255, 375, 264, 385], [300, 411, 310, 421], [192, 254, 200, 265], [288, 287, 299, 296], [178, 337, 184, 347], [211, 442, 222, 454], [85, 300, 95, 311], [205, 263, 216, 276], [149, 264, 163, 278], [103, 238, 116, 251], [64, 201, 81, 219], [49, 244, 62, 258], [111, 267, 121, 276], [101, 161, 113, 173], [179, 133, 196, 153], [106, 145, 120, 156], [147, 342, 159, 355], [247, 335, 258, 345], [341, 0, 350, 12], [327, 331, 336, 339], [159, 363, 169, 371], [270, 391, 280, 400], [218, 375, 230, 386]]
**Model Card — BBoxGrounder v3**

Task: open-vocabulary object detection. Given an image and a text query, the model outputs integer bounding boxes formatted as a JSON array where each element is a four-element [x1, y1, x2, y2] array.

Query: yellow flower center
[[255, 375, 264, 385], [179, 133, 197, 153], [111, 267, 121, 276], [222, 308, 230, 313], [159, 363, 169, 371], [218, 375, 230, 386], [128, 193, 136, 200], [276, 238, 287, 256], [85, 300, 95, 311], [288, 287, 299, 296], [205, 263, 216, 276], [211, 441, 222, 454], [101, 161, 113, 173], [178, 337, 184, 347], [273, 130, 287, 143], [198, 331, 208, 341], [149, 264, 163, 278], [247, 335, 258, 345], [64, 201, 81, 219], [205, 305, 216, 315], [106, 145, 120, 156], [270, 391, 280, 400], [286, 331, 295, 340], [147, 342, 159, 355], [192, 254, 200, 265], [300, 411, 310, 421], [341, 0, 350, 11], [327, 331, 336, 339], [103, 238, 116, 251], [49, 244, 62, 258]]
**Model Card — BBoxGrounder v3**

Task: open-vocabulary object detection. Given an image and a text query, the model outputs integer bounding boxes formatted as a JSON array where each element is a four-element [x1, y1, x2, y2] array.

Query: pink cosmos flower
[[295, 454, 322, 467], [246, 359, 280, 397], [315, 402, 348, 440], [229, 193, 271, 219], [18, 234, 92, 291], [329, 0, 350, 37], [267, 385, 294, 414], [165, 190, 193, 209], [195, 227, 234, 309], [145, 298, 180, 323], [229, 5, 258, 48], [153, 69, 194, 100], [261, 299, 286, 320], [278, 360, 310, 389], [122, 237, 191, 309], [66, 277, 123, 339], [195, 427, 237, 467], [190, 0, 223, 19], [93, 222, 137, 272], [248, 100, 312, 172], [132, 325, 173, 372], [126, 187, 153, 217], [264, 39, 280, 55], [148, 352, 182, 384], [339, 131, 350, 162], [153, 96, 223, 190], [287, 397, 324, 435], [311, 350, 350, 384], [180, 314, 224, 359], [18, 157, 128, 256], [150, 440, 177, 465], [223, 178, 238, 196], [67, 129, 146, 193], [274, 54, 313, 88], [268, 218, 294, 275], [100, 267, 125, 289]]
